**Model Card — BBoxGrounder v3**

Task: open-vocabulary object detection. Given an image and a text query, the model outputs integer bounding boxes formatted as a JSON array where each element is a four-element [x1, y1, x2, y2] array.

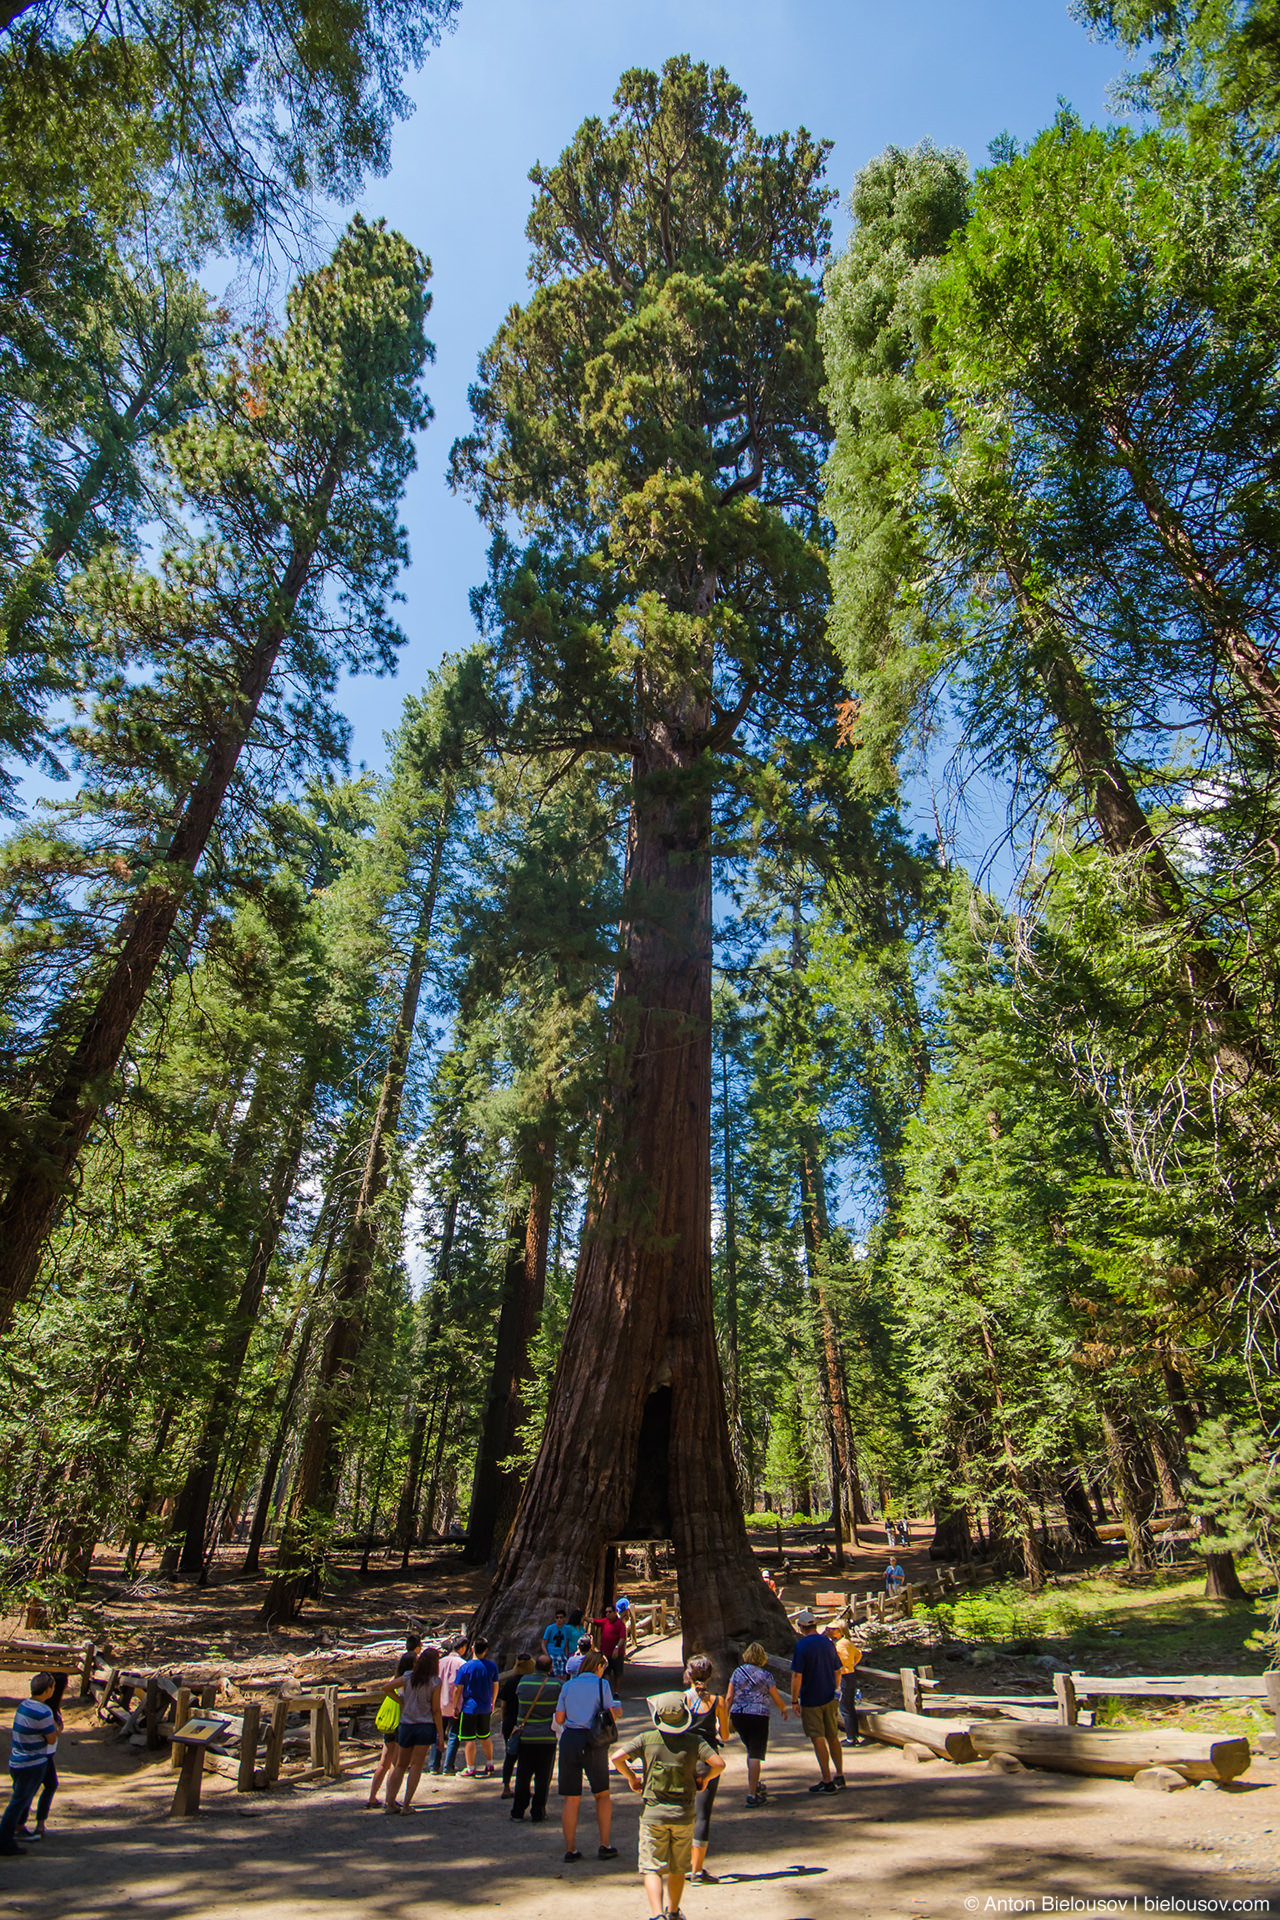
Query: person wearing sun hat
[[612, 1692, 725, 1920], [790, 1608, 845, 1793]]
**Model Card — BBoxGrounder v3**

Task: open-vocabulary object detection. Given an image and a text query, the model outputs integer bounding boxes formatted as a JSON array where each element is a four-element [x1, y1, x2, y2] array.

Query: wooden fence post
[[78, 1642, 96, 1700], [238, 1701, 262, 1792], [323, 1685, 341, 1778], [900, 1668, 921, 1713], [144, 1677, 162, 1750], [1053, 1672, 1079, 1726], [171, 1688, 191, 1769], [264, 1696, 289, 1785]]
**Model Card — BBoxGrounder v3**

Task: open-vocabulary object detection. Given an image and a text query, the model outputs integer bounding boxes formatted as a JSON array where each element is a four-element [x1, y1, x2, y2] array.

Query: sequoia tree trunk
[[262, 826, 446, 1623], [168, 1070, 317, 1577], [473, 718, 790, 1663], [798, 1130, 866, 1543], [464, 1124, 555, 1563]]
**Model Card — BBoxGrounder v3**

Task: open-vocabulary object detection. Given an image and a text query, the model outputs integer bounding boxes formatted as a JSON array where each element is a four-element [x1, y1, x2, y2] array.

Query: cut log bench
[[967, 1723, 1251, 1784]]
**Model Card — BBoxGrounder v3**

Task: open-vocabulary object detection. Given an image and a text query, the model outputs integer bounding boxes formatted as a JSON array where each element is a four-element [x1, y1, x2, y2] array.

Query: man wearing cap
[[613, 1693, 725, 1920], [789, 1609, 846, 1794]]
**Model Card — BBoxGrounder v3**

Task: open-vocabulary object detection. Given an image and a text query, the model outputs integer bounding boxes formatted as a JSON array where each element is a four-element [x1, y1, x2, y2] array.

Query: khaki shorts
[[801, 1699, 841, 1747], [638, 1814, 695, 1876]]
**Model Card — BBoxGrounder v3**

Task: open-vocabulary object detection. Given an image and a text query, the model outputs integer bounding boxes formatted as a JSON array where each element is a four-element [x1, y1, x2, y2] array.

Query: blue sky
[[339, 0, 1125, 790]]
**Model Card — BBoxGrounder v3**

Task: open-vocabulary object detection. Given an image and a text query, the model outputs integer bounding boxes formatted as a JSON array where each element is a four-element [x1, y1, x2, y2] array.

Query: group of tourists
[[364, 1600, 863, 1919]]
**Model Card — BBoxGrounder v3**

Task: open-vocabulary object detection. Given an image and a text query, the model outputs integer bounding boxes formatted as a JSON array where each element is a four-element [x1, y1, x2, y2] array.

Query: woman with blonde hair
[[725, 1640, 790, 1807]]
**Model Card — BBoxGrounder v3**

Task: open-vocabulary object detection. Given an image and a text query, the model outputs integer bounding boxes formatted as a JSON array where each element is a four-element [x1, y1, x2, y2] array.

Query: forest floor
[[1, 1525, 1278, 1918]]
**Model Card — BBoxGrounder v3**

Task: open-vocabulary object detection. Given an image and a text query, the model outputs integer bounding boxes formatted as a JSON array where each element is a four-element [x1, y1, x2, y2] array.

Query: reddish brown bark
[[474, 721, 790, 1664]]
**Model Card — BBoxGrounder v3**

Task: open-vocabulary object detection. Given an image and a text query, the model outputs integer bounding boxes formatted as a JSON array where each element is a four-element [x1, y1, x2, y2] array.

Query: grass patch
[[919, 1562, 1275, 1673]]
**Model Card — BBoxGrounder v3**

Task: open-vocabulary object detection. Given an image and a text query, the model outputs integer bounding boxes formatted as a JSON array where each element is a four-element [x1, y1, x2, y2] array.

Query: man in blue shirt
[[541, 1607, 576, 1677], [555, 1651, 620, 1863], [456, 1636, 501, 1777], [789, 1610, 845, 1794], [1, 1673, 58, 1855]]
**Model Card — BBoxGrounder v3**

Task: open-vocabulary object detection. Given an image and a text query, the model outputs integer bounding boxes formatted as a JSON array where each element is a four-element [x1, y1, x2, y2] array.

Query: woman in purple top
[[725, 1641, 791, 1806]]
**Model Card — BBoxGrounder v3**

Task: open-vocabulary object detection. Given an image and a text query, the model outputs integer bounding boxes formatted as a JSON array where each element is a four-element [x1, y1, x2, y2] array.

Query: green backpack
[[375, 1688, 402, 1733]]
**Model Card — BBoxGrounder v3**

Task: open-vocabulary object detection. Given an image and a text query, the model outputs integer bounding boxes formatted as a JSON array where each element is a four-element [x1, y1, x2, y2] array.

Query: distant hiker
[[509, 1654, 559, 1823], [367, 1635, 422, 1807], [790, 1608, 845, 1793], [541, 1606, 576, 1678], [555, 1650, 620, 1862], [831, 1622, 863, 1746], [762, 1568, 780, 1598], [435, 1635, 468, 1774], [0, 1673, 58, 1855], [591, 1603, 628, 1687], [498, 1654, 536, 1798], [383, 1646, 444, 1811], [456, 1636, 501, 1777], [885, 1557, 905, 1595], [681, 1654, 730, 1885], [725, 1640, 791, 1805], [612, 1690, 725, 1920], [565, 1634, 594, 1678]]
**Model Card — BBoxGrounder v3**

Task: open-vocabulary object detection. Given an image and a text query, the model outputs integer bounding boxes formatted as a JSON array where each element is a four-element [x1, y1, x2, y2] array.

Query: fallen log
[[859, 1709, 977, 1763], [966, 1723, 1251, 1783]]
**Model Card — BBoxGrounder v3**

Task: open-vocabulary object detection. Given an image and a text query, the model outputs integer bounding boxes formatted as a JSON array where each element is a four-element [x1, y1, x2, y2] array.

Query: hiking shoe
[[17, 1828, 41, 1843], [597, 1844, 618, 1859], [563, 1849, 582, 1862]]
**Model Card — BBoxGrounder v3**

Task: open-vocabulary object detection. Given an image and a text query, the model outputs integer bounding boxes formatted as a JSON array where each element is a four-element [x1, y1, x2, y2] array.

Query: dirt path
[[2, 1632, 1277, 1920]]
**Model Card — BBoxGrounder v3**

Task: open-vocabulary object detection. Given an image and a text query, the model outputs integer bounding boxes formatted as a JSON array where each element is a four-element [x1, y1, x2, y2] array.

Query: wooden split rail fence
[[81, 1657, 395, 1813], [848, 1659, 1275, 1784]]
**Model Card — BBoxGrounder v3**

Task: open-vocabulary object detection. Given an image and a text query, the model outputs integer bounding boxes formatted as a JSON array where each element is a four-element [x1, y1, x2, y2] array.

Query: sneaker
[[597, 1844, 618, 1859], [744, 1794, 760, 1807], [807, 1779, 831, 1794], [831, 1776, 848, 1791], [689, 1868, 718, 1883], [820, 1780, 839, 1795], [17, 1827, 41, 1843], [460, 1766, 478, 1777], [563, 1849, 582, 1862], [481, 1765, 496, 1777]]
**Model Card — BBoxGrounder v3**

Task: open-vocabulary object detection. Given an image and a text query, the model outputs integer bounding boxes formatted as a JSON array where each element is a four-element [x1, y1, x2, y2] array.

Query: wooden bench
[[0, 1639, 97, 1697]]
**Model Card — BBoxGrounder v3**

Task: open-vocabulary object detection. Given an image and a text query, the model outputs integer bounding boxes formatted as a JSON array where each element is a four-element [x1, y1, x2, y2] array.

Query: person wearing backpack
[[612, 1692, 725, 1920], [509, 1654, 559, 1822], [554, 1650, 621, 1862]]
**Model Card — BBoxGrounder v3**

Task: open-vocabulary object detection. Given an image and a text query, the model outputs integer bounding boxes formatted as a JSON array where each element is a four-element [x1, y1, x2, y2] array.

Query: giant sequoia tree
[[453, 57, 832, 1657]]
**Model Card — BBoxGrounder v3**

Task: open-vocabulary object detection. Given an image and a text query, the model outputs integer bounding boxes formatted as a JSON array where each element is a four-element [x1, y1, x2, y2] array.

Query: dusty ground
[[1, 1527, 1276, 1919]]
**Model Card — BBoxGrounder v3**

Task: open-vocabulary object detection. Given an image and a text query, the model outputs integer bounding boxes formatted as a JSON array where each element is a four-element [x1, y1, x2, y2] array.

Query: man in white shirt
[[434, 1637, 468, 1775]]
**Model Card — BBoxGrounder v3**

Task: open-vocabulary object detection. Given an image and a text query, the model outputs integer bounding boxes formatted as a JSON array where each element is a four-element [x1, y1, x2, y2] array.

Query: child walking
[[612, 1692, 724, 1920]]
